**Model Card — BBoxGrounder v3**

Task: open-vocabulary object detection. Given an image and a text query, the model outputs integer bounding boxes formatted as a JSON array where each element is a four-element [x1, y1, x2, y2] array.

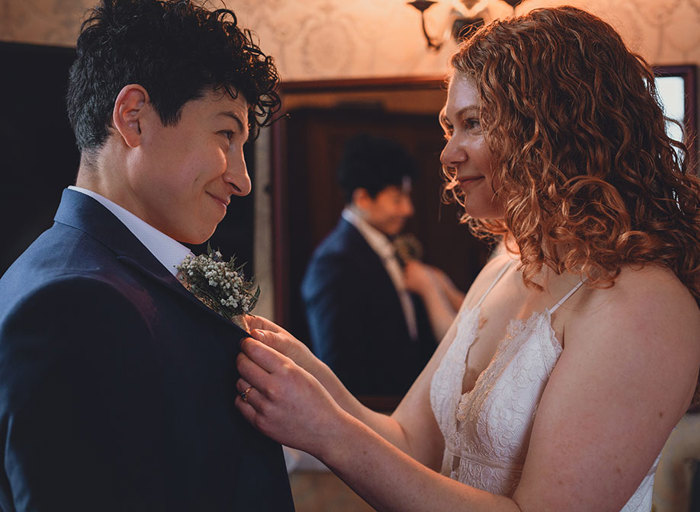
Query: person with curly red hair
[[235, 6, 700, 511]]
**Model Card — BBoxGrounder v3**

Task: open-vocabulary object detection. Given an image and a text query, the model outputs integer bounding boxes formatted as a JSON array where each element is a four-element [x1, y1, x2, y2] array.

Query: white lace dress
[[429, 262, 659, 511]]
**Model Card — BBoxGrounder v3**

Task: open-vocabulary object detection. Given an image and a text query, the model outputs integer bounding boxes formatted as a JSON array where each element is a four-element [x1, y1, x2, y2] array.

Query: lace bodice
[[429, 262, 659, 510]]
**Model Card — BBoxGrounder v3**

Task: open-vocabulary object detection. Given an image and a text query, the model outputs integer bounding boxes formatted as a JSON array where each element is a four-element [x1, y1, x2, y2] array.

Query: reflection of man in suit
[[0, 1, 293, 510], [301, 134, 436, 396]]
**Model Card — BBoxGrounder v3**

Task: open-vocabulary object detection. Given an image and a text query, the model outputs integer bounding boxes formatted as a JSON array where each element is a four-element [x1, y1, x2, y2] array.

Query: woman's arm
[[513, 266, 700, 511], [245, 314, 457, 467], [243, 253, 505, 467], [235, 335, 519, 512], [238, 266, 699, 511]]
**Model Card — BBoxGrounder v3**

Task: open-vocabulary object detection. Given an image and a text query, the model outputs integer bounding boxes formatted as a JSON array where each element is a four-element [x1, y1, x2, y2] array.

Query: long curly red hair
[[444, 6, 700, 305]]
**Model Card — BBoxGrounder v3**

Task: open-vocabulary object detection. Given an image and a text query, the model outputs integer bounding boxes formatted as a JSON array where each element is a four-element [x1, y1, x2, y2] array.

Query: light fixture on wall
[[407, 0, 523, 51]]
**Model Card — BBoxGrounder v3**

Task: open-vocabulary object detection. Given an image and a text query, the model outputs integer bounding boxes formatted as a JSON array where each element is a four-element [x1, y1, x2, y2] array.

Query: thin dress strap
[[548, 279, 586, 314], [475, 259, 514, 307]]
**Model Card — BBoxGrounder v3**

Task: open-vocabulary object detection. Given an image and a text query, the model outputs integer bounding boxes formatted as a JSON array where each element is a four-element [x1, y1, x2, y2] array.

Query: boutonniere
[[393, 233, 423, 263], [176, 246, 259, 330]]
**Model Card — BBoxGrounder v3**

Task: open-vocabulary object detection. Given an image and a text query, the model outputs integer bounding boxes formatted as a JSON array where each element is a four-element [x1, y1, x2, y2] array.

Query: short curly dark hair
[[336, 134, 418, 204], [66, 0, 280, 152]]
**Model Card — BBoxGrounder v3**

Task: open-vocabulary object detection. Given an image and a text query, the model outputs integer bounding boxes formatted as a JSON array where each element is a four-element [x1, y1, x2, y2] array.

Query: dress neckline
[[459, 259, 583, 397], [458, 305, 557, 398]]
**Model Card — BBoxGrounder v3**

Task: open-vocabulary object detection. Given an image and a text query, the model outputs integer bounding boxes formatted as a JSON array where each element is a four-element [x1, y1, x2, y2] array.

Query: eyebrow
[[440, 106, 480, 126], [458, 106, 480, 115], [218, 111, 247, 133]]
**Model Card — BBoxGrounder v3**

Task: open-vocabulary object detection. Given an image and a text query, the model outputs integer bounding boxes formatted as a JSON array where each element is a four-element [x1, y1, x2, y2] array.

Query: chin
[[187, 236, 211, 245], [388, 223, 407, 236], [463, 201, 504, 221], [176, 227, 217, 246]]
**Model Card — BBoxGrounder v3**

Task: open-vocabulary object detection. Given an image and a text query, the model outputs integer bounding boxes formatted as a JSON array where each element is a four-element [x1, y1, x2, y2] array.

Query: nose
[[225, 151, 252, 197], [440, 136, 465, 170]]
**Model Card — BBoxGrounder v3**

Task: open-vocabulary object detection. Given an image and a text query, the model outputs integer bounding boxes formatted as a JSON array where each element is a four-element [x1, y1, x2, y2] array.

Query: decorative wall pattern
[[2, 0, 698, 79], [0, 0, 95, 46], [177, 0, 700, 78]]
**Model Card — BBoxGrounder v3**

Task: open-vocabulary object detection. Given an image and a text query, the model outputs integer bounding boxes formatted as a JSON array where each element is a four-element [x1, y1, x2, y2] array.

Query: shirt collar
[[68, 186, 192, 277]]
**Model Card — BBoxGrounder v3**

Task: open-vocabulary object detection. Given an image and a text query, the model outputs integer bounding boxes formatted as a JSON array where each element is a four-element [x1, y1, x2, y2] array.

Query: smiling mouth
[[458, 176, 484, 186], [207, 192, 230, 208]]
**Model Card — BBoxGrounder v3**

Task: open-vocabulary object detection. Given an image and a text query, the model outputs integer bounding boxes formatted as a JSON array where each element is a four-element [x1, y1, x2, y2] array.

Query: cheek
[[474, 139, 491, 164], [185, 152, 224, 186], [477, 149, 497, 182], [198, 149, 228, 183], [212, 146, 228, 168]]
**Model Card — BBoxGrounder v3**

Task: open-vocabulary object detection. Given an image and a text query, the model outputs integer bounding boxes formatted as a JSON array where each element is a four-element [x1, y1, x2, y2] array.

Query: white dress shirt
[[68, 186, 192, 277], [342, 207, 418, 341]]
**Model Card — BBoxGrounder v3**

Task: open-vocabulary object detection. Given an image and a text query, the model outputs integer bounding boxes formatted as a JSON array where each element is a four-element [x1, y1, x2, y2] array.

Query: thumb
[[246, 314, 284, 334], [251, 329, 288, 355]]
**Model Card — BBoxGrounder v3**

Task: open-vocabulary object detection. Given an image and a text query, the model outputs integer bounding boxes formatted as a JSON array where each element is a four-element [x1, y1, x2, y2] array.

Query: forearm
[[247, 316, 427, 457], [319, 412, 521, 512], [313, 359, 423, 455]]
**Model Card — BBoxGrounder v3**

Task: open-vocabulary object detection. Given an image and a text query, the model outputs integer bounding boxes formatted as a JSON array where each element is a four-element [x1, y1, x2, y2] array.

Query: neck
[[75, 142, 130, 206]]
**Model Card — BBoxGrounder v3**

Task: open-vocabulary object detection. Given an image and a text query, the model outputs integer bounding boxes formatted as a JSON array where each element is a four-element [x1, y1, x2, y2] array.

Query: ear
[[351, 188, 372, 211], [112, 84, 150, 148]]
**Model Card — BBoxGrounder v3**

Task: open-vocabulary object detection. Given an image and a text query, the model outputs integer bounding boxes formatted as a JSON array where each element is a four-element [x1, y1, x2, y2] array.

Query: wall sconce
[[407, 0, 522, 51]]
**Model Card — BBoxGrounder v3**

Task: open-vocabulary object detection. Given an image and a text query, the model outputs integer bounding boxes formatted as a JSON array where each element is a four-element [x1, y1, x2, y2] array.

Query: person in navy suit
[[0, 1, 293, 510], [301, 134, 442, 396]]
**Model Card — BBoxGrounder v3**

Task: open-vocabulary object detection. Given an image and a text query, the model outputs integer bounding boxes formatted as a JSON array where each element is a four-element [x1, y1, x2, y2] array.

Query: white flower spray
[[176, 246, 259, 330]]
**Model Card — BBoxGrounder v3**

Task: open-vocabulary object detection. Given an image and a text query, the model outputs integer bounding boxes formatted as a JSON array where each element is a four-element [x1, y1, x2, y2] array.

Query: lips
[[457, 176, 484, 186], [207, 192, 230, 208]]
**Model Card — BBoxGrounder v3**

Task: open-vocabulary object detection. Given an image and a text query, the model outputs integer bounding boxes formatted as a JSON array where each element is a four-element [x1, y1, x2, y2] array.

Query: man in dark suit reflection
[[0, 1, 294, 510], [301, 134, 436, 396]]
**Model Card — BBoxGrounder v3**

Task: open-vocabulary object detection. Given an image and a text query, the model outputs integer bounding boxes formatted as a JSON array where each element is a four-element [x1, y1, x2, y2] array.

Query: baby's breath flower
[[175, 245, 259, 326], [393, 233, 423, 263]]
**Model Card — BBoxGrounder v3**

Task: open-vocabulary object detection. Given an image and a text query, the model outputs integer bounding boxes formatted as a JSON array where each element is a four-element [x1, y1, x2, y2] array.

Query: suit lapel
[[54, 189, 249, 338]]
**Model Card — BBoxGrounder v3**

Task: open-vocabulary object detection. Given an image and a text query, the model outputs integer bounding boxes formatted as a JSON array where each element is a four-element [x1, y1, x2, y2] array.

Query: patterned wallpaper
[[1, 0, 699, 80]]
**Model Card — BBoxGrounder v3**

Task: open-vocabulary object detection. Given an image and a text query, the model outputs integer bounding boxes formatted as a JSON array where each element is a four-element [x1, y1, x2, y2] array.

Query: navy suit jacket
[[301, 218, 435, 396], [0, 189, 294, 511]]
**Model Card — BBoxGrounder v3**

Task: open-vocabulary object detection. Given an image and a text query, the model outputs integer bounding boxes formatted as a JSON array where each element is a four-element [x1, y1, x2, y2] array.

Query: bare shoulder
[[613, 264, 696, 305], [515, 265, 699, 509], [576, 264, 699, 342], [566, 263, 700, 408]]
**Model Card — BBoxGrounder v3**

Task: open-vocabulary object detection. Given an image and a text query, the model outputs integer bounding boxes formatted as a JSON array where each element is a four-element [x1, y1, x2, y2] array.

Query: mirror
[[270, 77, 493, 408]]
